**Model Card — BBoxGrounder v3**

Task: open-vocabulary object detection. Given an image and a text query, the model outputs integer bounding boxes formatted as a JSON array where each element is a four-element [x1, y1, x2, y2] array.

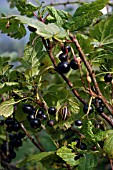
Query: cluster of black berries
[[5, 117, 20, 133], [22, 104, 57, 128], [57, 45, 79, 74], [1, 131, 25, 164]]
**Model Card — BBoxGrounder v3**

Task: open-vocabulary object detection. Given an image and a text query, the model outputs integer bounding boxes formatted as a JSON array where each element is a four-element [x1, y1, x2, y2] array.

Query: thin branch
[[100, 112, 113, 127], [20, 123, 45, 152], [43, 1, 84, 8], [69, 34, 113, 115]]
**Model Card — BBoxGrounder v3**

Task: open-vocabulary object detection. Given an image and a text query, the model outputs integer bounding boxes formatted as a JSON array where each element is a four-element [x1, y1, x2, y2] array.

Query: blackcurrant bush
[[75, 120, 82, 126], [23, 104, 34, 114], [59, 53, 68, 61], [96, 106, 104, 113], [28, 25, 37, 32], [80, 142, 87, 150], [27, 113, 35, 122], [57, 61, 70, 74], [83, 104, 93, 114], [5, 117, 14, 126], [47, 120, 54, 127], [70, 59, 78, 70], [104, 73, 112, 82], [30, 118, 41, 129], [48, 106, 56, 115]]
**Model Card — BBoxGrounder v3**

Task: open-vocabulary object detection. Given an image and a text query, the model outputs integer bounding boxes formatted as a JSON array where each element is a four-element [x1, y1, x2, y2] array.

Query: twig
[[20, 123, 45, 152], [69, 34, 113, 115], [43, 1, 84, 8], [100, 112, 113, 127]]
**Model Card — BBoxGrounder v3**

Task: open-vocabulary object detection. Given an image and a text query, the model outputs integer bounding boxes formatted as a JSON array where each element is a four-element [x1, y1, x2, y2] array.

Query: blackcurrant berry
[[36, 108, 44, 118], [95, 97, 103, 106], [5, 117, 14, 126], [59, 53, 68, 61], [28, 25, 37, 32], [10, 138, 22, 148], [47, 120, 54, 127], [75, 120, 82, 126], [23, 104, 34, 114], [6, 125, 13, 133], [80, 142, 87, 150], [13, 122, 20, 132], [83, 104, 93, 114], [30, 118, 41, 129], [9, 133, 15, 140], [62, 45, 71, 53], [96, 106, 104, 113], [17, 132, 25, 139], [57, 61, 70, 74], [72, 138, 80, 148], [8, 150, 16, 159], [70, 59, 78, 70], [0, 120, 4, 125], [48, 106, 56, 115], [74, 154, 83, 160], [104, 73, 112, 82], [27, 113, 35, 122]]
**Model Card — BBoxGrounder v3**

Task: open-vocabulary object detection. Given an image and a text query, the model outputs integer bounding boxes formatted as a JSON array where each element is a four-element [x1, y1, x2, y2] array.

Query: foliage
[[0, 0, 113, 170]]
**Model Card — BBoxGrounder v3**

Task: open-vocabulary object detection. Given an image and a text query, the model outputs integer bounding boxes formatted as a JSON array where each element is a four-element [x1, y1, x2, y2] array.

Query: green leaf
[[0, 15, 68, 40], [103, 130, 113, 158], [46, 6, 71, 26], [0, 98, 15, 117], [16, 0, 38, 17], [78, 154, 98, 170], [57, 146, 78, 166], [17, 151, 54, 167], [90, 16, 113, 50], [64, 0, 109, 31], [0, 17, 26, 39]]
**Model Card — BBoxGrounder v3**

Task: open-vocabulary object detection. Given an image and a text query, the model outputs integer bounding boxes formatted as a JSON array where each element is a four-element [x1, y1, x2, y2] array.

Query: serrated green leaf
[[64, 0, 109, 31], [0, 98, 15, 117], [0, 17, 26, 39], [90, 16, 113, 50], [74, 0, 108, 17], [57, 146, 78, 166], [17, 151, 54, 167], [0, 15, 68, 40], [78, 154, 98, 170], [94, 130, 106, 142]]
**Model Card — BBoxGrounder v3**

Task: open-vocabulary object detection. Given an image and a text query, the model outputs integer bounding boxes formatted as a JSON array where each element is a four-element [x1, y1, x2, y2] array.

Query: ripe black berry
[[30, 118, 41, 129], [13, 122, 20, 132], [57, 61, 70, 74], [6, 125, 13, 133], [28, 25, 37, 32], [47, 120, 54, 127], [75, 120, 82, 126], [8, 150, 16, 159], [83, 104, 93, 114], [96, 106, 104, 113], [104, 73, 112, 82], [36, 108, 44, 118], [23, 104, 34, 114], [5, 117, 14, 126], [72, 138, 80, 148], [62, 45, 71, 53], [27, 113, 35, 122], [70, 59, 78, 70], [48, 106, 56, 115], [17, 132, 25, 139], [59, 53, 68, 61], [0, 120, 4, 125], [10, 138, 22, 148], [80, 142, 87, 150]]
